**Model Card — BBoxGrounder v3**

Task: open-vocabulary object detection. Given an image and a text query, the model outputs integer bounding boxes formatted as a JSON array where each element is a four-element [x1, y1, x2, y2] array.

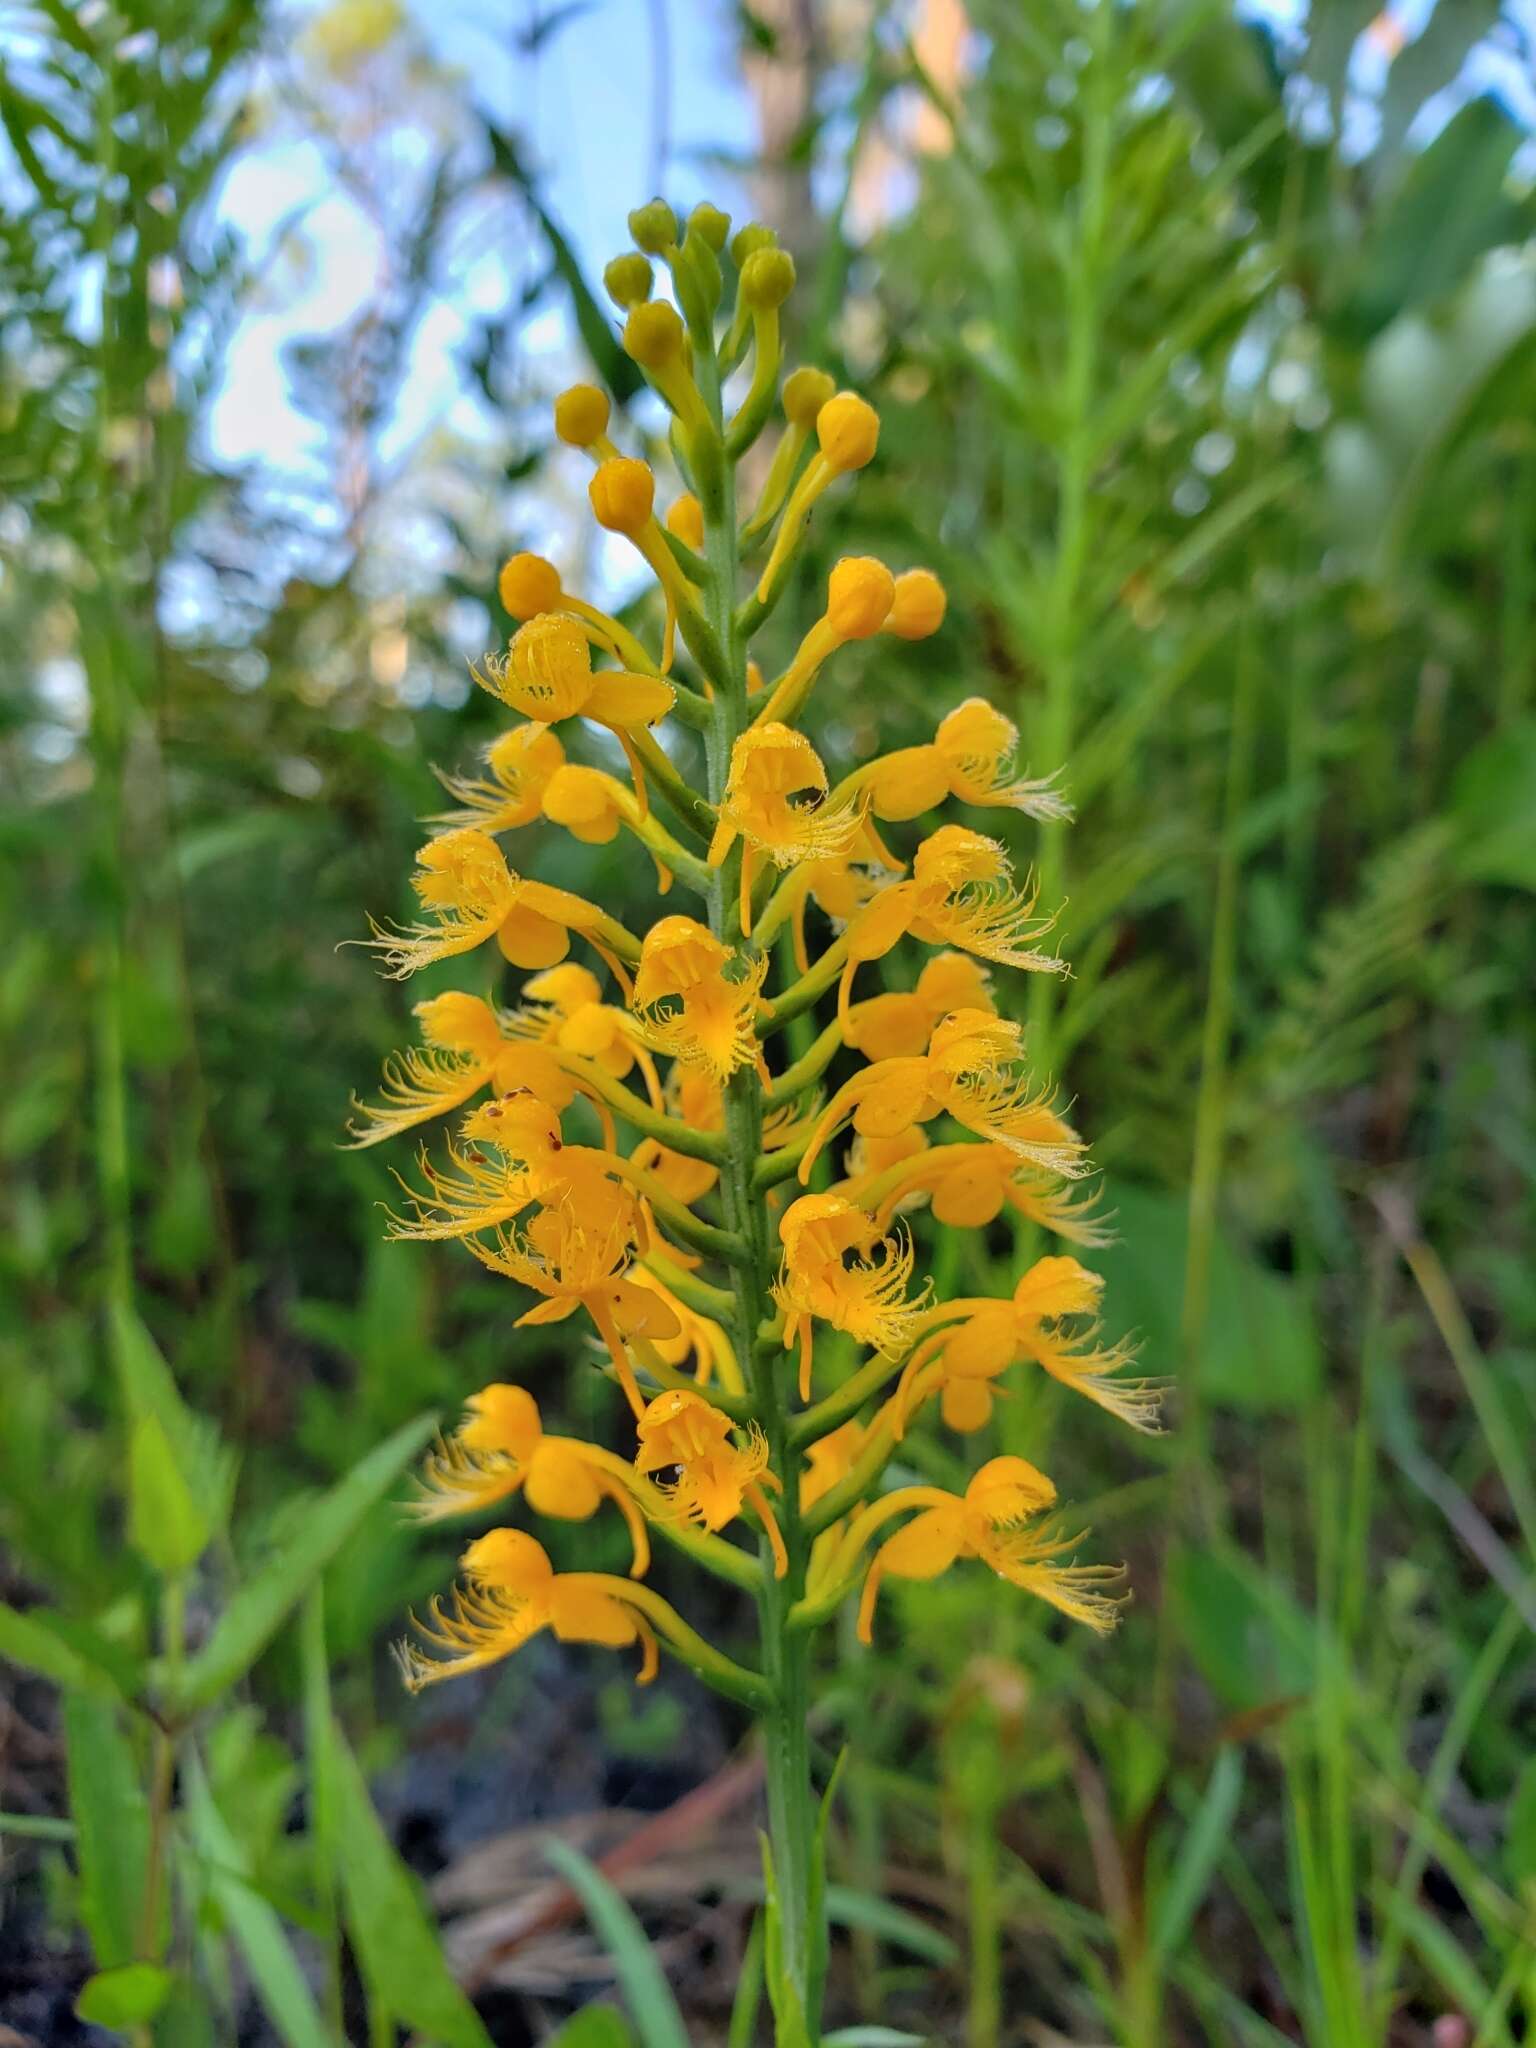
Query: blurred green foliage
[[2, 0, 1534, 2043]]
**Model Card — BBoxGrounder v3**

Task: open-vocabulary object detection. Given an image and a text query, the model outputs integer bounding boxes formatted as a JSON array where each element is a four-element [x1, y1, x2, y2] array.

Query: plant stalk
[[694, 334, 821, 2039]]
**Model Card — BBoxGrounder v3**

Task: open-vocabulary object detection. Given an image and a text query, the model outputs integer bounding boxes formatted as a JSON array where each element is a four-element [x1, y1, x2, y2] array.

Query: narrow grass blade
[[544, 1835, 690, 2048]]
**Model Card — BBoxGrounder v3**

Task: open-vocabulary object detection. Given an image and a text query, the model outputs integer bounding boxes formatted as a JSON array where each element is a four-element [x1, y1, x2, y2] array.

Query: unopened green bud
[[730, 222, 776, 268], [675, 224, 724, 331], [628, 198, 677, 254], [739, 246, 795, 313], [783, 366, 835, 427], [688, 202, 731, 252], [603, 252, 653, 308]]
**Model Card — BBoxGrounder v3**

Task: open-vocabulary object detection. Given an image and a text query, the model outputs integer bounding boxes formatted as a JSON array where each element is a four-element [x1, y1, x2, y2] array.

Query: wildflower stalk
[[364, 195, 1148, 2044], [696, 365, 823, 2018]]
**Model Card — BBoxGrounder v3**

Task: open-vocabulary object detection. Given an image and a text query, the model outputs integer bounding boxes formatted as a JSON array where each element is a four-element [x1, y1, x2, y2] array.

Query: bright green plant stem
[[691, 339, 823, 2040]]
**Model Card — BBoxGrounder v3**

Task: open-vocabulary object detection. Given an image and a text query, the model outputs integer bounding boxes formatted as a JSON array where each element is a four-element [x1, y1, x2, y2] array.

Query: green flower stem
[[657, 673, 715, 732], [554, 1054, 728, 1165], [754, 1133, 815, 1192], [726, 308, 782, 457], [801, 1415, 904, 1541], [645, 1505, 763, 1594], [692, 328, 823, 2042], [766, 1019, 844, 1106], [758, 933, 851, 1033], [790, 1350, 907, 1449], [609, 1159, 750, 1267], [638, 1255, 737, 1324], [626, 728, 719, 841], [626, 1337, 752, 1426], [613, 1581, 773, 1711], [748, 868, 806, 954], [625, 810, 715, 894]]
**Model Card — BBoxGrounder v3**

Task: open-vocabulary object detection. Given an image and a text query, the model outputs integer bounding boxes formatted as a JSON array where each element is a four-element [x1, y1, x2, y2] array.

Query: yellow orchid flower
[[846, 1134, 1110, 1245], [800, 1007, 1088, 1184], [708, 723, 862, 934], [413, 1385, 655, 1575], [634, 1390, 787, 1577], [773, 1191, 931, 1401], [836, 825, 1063, 1027], [385, 1093, 640, 1246], [893, 1257, 1162, 1436], [345, 992, 519, 1148], [366, 827, 637, 989], [630, 915, 769, 1082], [468, 1197, 679, 1419], [859, 698, 1071, 825], [843, 950, 995, 1060], [775, 848, 895, 974], [521, 962, 663, 1109], [845, 1457, 1123, 1644], [397, 1529, 659, 1691], [476, 614, 675, 815], [432, 723, 567, 833]]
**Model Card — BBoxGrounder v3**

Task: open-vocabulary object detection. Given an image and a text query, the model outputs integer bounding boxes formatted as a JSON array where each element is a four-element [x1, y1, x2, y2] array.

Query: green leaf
[[1150, 1746, 1245, 1960], [0, 1602, 136, 1701], [1505, 1755, 1536, 1892], [1450, 720, 1536, 893], [727, 1912, 764, 2048], [759, 1831, 812, 2048], [183, 1765, 337, 2048], [64, 1693, 151, 1970], [1338, 98, 1530, 338], [485, 126, 644, 403], [543, 1836, 690, 2048], [109, 1301, 235, 1542], [128, 1413, 210, 1579], [822, 1886, 958, 1968], [170, 1412, 437, 1714], [76, 1962, 174, 2028], [805, 1750, 845, 2024], [821, 2032, 929, 2046], [1171, 1545, 1318, 1714], [546, 2009, 637, 2048], [1092, 1180, 1320, 1413], [325, 1719, 492, 2048]]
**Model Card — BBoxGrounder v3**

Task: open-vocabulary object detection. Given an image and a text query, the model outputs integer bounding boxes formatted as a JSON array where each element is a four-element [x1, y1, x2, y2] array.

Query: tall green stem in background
[[1024, 0, 1113, 1083]]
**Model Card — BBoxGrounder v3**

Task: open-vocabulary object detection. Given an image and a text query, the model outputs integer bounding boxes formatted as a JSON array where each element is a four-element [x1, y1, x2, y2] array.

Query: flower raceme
[[352, 193, 1153, 2036]]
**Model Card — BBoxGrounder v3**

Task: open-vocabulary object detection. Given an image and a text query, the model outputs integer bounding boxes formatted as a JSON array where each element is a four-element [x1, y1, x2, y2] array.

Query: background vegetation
[[2, 1, 1534, 2043]]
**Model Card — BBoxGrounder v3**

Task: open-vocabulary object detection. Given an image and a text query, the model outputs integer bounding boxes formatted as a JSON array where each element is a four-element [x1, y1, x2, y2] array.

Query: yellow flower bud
[[688, 202, 730, 252], [603, 252, 653, 308], [497, 551, 563, 620], [730, 222, 776, 267], [826, 556, 895, 642], [887, 568, 947, 640], [623, 300, 688, 372], [628, 197, 677, 253], [817, 392, 880, 474], [554, 383, 610, 448], [739, 246, 796, 312], [589, 457, 656, 538], [666, 493, 704, 550], [783, 366, 835, 428]]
